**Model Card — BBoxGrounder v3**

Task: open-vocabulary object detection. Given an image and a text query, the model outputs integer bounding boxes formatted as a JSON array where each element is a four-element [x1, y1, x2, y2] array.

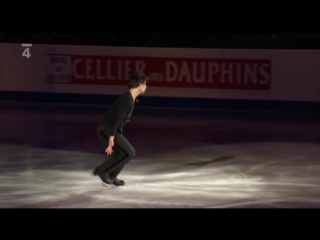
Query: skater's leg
[[109, 163, 125, 180], [94, 127, 135, 186], [108, 139, 135, 179], [107, 146, 128, 179], [93, 145, 126, 176], [93, 126, 115, 185], [99, 133, 135, 177]]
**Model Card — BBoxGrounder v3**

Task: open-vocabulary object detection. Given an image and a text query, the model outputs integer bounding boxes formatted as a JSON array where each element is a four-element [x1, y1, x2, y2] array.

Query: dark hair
[[129, 72, 149, 89]]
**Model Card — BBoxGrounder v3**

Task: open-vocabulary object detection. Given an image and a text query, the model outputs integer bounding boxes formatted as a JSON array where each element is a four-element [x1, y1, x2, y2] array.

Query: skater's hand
[[105, 138, 114, 155], [105, 146, 113, 155]]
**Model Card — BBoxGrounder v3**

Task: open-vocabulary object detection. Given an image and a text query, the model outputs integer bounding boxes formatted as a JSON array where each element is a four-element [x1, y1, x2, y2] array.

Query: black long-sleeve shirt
[[100, 91, 134, 136]]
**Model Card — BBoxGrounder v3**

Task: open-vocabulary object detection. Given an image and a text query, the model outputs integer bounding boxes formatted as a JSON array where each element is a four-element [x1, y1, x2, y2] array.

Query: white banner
[[0, 43, 319, 102]]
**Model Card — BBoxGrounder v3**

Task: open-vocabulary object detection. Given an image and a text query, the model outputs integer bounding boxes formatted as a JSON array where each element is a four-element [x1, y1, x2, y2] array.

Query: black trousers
[[96, 124, 135, 179]]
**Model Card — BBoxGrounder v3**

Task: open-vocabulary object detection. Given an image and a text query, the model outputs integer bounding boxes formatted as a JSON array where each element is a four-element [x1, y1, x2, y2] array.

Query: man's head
[[129, 72, 149, 94]]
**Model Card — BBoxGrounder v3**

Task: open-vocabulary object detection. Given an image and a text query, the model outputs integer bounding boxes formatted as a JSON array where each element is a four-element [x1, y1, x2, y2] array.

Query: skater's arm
[[108, 135, 115, 146], [109, 96, 133, 136], [109, 136, 114, 141]]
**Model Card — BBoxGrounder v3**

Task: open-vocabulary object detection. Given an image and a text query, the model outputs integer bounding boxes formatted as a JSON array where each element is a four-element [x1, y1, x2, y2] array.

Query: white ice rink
[[1, 141, 319, 208]]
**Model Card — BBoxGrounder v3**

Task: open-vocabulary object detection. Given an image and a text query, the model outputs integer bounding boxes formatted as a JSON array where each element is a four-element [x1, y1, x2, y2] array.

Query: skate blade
[[90, 173, 99, 179], [102, 182, 112, 187]]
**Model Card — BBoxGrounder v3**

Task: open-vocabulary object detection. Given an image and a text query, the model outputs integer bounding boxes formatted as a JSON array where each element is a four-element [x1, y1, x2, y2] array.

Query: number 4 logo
[[21, 44, 32, 58], [22, 48, 31, 58]]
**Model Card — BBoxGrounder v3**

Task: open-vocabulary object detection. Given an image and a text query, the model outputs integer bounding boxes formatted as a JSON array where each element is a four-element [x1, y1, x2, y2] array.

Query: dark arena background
[[0, 33, 319, 208]]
